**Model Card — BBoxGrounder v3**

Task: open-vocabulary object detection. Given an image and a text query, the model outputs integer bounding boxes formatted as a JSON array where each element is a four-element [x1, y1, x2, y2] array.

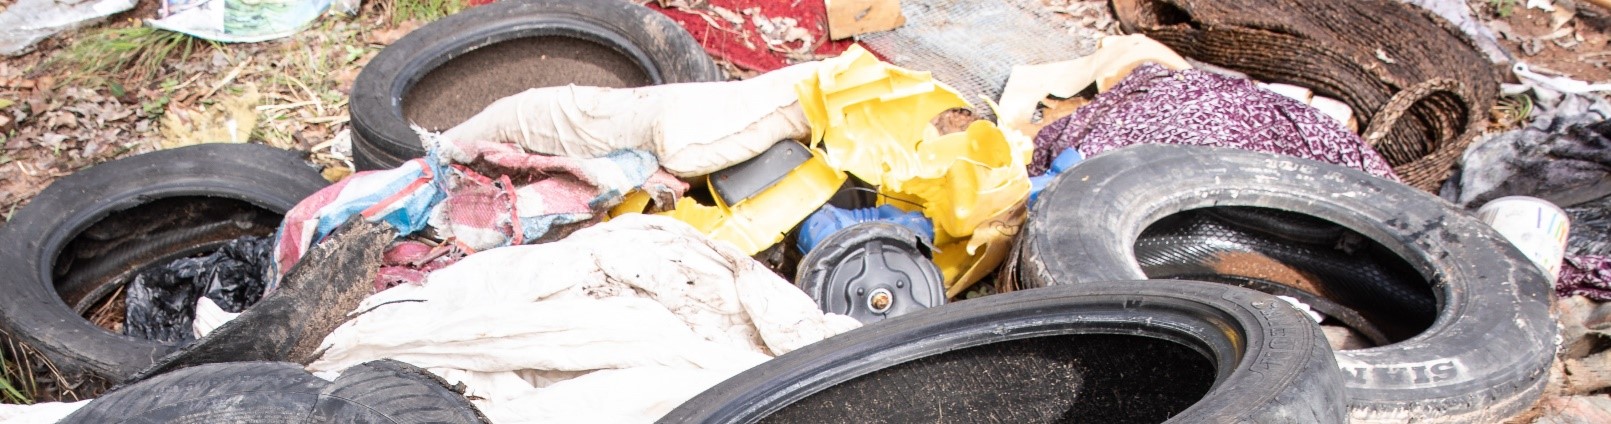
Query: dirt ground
[[1, 0, 1610, 418]]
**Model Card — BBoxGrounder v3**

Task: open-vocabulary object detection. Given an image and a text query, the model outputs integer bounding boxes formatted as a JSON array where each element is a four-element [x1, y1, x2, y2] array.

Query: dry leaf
[[369, 20, 422, 45]]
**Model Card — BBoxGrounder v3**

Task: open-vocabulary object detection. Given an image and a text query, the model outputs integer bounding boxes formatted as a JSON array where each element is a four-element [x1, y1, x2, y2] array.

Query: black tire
[[0, 144, 329, 381], [349, 0, 724, 170], [1018, 144, 1557, 422], [660, 280, 1347, 423], [60, 360, 488, 423]]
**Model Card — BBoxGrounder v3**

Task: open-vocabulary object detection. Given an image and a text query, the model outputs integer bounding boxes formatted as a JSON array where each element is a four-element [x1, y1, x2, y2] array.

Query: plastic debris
[[797, 204, 934, 254], [0, 0, 135, 56], [148, 0, 333, 43], [304, 214, 859, 423], [1027, 147, 1083, 205], [1030, 63, 1401, 181], [1566, 196, 1611, 257], [795, 221, 945, 323], [656, 144, 845, 255], [1512, 62, 1611, 95], [191, 297, 240, 339], [1455, 117, 1611, 208], [124, 235, 273, 343], [795, 45, 1032, 295]]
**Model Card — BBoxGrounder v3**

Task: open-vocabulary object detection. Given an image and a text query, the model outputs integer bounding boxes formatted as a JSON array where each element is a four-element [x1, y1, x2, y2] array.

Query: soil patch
[[402, 36, 651, 131]]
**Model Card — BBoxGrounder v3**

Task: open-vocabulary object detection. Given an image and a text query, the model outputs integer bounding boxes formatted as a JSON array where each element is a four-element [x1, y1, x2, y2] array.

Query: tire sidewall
[[0, 144, 329, 379], [1020, 144, 1556, 422], [660, 281, 1346, 423]]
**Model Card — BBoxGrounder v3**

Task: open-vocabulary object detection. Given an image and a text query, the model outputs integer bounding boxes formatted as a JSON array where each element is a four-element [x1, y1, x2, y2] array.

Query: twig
[[287, 74, 326, 116], [202, 56, 253, 99], [304, 116, 350, 124], [256, 101, 319, 112]]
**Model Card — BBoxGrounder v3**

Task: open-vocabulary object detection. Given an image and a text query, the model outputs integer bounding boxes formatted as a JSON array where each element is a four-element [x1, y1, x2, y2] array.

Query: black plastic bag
[[124, 235, 273, 343]]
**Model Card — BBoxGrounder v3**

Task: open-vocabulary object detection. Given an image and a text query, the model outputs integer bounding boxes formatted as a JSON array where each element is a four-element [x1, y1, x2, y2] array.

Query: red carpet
[[646, 0, 856, 72]]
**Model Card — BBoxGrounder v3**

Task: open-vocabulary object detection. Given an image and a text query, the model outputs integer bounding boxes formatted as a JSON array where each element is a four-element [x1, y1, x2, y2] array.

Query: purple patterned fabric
[[1029, 64, 1400, 181], [1559, 255, 1611, 300]]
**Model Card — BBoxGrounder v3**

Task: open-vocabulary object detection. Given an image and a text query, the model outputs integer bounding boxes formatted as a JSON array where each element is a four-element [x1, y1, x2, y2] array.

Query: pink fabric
[[1030, 64, 1400, 181]]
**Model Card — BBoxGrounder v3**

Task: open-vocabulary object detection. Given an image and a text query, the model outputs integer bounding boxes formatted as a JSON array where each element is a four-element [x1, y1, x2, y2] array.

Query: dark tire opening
[[764, 334, 1214, 423], [662, 281, 1348, 424], [53, 197, 281, 336], [402, 36, 652, 131], [0, 144, 329, 381], [1134, 206, 1435, 347]]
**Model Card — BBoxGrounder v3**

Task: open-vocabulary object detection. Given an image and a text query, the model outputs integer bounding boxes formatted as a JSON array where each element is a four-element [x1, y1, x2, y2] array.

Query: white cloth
[[441, 64, 818, 178], [0, 400, 88, 423], [306, 214, 859, 423]]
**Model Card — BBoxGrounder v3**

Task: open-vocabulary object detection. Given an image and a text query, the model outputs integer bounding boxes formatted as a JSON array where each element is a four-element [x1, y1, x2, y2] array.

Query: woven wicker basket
[[1111, 0, 1499, 192]]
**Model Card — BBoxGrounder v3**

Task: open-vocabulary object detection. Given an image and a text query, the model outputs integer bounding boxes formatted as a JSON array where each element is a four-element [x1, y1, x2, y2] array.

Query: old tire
[[0, 144, 329, 381], [660, 280, 1347, 423], [1019, 144, 1556, 422], [349, 0, 724, 170], [60, 360, 487, 423]]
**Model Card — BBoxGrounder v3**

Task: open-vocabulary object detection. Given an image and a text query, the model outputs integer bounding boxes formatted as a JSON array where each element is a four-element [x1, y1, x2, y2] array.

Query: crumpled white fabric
[[306, 214, 860, 423], [441, 63, 818, 178], [0, 400, 88, 424]]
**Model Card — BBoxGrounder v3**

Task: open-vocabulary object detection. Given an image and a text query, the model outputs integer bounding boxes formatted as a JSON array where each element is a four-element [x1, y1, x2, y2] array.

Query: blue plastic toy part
[[797, 204, 936, 254], [1029, 147, 1084, 205]]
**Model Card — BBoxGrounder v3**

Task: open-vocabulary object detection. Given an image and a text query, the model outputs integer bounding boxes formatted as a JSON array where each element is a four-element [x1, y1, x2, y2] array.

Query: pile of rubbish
[[3, 0, 1611, 423]]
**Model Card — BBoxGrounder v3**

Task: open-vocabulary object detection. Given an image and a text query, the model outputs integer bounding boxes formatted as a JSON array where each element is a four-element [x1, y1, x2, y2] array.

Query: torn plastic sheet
[[123, 234, 272, 343], [1456, 117, 1611, 208], [0, 0, 134, 56], [304, 214, 859, 423], [147, 0, 332, 43], [655, 145, 844, 255]]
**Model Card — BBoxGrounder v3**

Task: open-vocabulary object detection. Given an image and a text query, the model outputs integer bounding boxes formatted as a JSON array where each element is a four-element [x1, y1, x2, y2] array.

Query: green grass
[[1490, 0, 1518, 18], [1494, 93, 1534, 128], [0, 336, 32, 405], [0, 359, 26, 404], [49, 25, 213, 86], [388, 0, 465, 25]]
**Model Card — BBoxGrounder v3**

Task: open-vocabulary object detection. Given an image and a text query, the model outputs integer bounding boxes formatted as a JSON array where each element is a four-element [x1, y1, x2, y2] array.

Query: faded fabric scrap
[[271, 143, 686, 291], [1029, 64, 1400, 181], [1559, 255, 1611, 300]]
